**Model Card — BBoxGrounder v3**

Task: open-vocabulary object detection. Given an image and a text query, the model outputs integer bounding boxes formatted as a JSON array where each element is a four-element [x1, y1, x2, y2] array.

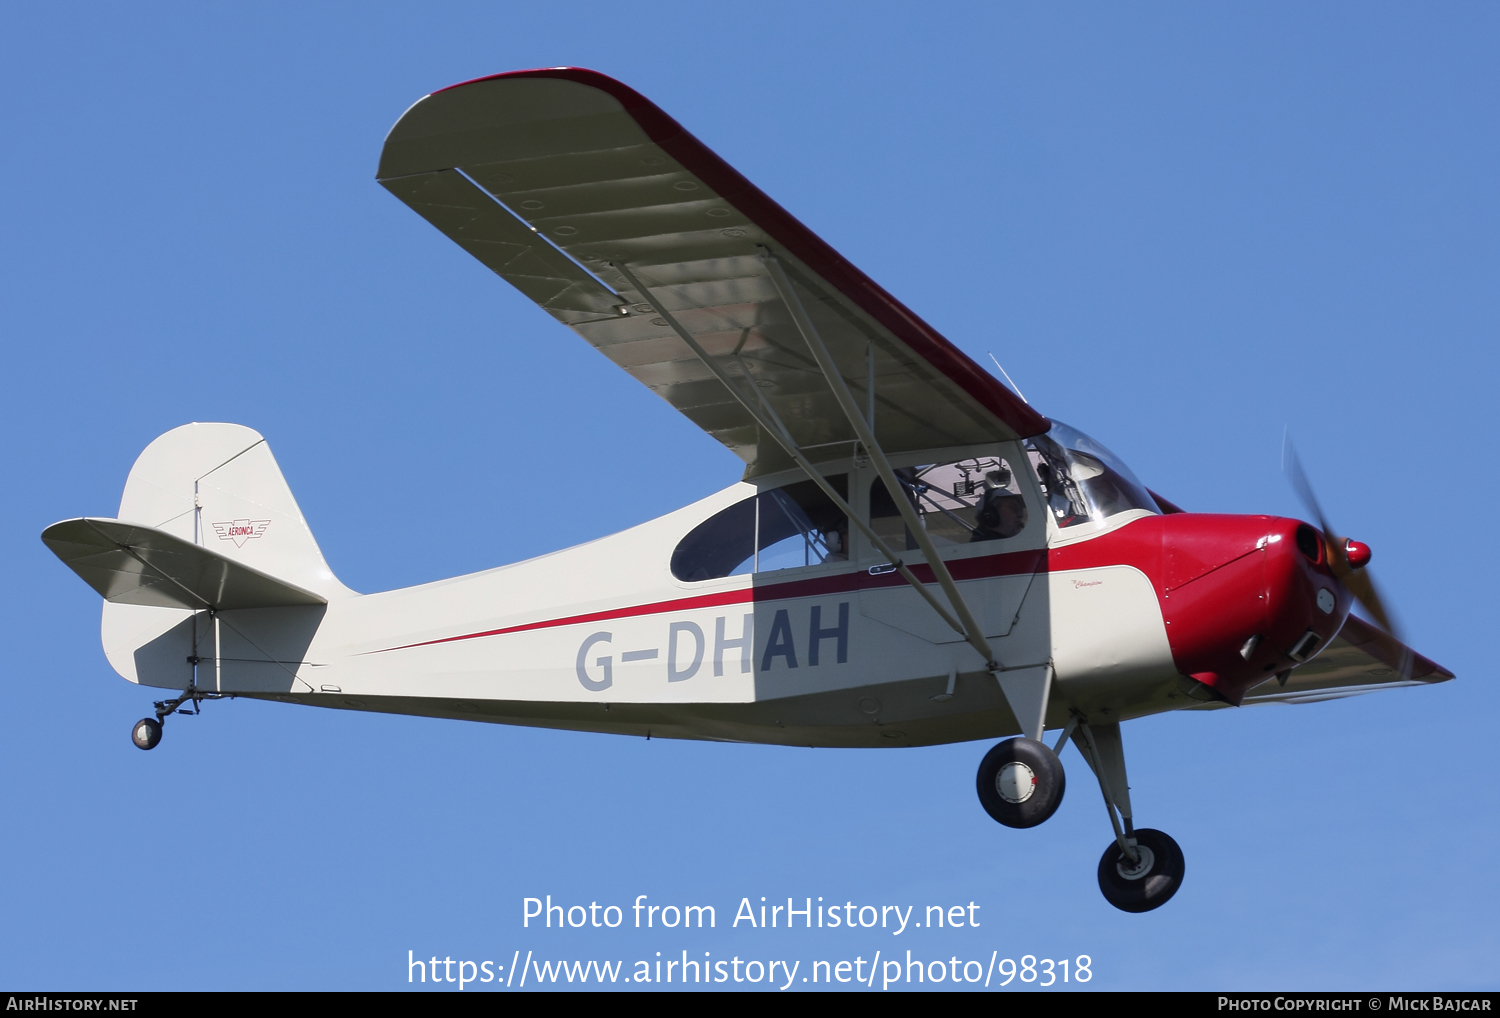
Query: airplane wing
[[377, 68, 1048, 477], [1206, 614, 1454, 708]]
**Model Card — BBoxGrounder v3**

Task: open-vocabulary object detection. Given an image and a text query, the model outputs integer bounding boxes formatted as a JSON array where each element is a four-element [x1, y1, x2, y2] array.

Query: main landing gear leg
[[1071, 718, 1184, 913]]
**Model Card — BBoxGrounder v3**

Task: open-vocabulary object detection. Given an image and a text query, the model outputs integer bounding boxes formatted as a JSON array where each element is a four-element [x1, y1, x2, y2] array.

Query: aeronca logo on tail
[[211, 520, 270, 548]]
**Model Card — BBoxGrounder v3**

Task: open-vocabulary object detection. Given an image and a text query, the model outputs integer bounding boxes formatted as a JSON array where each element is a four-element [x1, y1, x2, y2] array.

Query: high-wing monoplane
[[43, 69, 1451, 912]]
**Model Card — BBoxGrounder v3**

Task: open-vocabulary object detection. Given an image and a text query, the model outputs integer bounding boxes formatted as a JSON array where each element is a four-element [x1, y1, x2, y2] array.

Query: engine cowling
[[1049, 513, 1352, 704], [1159, 515, 1350, 702]]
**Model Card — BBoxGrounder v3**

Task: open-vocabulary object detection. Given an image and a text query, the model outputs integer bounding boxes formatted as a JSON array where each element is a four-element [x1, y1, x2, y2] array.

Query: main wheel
[[975, 738, 1066, 828], [1097, 828, 1184, 913], [131, 717, 162, 751]]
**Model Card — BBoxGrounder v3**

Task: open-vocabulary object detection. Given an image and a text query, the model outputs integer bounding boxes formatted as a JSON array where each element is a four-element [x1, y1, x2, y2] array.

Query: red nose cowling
[[1051, 514, 1352, 704]]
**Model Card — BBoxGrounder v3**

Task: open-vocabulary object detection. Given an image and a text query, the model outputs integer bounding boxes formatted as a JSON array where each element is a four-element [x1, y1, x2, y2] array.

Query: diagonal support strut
[[609, 260, 967, 639], [759, 250, 1054, 739], [1072, 718, 1140, 863]]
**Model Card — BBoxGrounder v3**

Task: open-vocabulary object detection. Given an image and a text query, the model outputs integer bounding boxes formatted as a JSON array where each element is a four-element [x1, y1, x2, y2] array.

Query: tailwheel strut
[[130, 687, 229, 751], [1070, 715, 1185, 913]]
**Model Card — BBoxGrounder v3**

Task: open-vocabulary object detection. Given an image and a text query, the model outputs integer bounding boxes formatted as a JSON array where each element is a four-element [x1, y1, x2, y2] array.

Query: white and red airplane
[[43, 69, 1451, 913]]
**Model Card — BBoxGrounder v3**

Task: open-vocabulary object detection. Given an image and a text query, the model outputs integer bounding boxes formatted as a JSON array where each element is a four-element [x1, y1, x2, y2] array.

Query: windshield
[[1026, 420, 1159, 529]]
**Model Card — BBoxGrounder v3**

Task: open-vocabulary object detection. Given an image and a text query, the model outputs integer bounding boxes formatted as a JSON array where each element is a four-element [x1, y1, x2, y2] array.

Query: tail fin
[[116, 422, 349, 599], [48, 423, 350, 689]]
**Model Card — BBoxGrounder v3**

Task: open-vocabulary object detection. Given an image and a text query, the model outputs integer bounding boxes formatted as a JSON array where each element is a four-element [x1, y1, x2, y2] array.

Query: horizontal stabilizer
[[42, 518, 327, 611]]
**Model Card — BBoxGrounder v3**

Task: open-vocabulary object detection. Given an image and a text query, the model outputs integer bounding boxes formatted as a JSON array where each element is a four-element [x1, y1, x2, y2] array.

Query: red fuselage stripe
[[368, 548, 1045, 654]]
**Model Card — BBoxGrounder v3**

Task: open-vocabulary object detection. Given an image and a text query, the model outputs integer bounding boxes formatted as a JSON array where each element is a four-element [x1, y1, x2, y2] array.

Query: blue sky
[[1, 1, 1495, 991]]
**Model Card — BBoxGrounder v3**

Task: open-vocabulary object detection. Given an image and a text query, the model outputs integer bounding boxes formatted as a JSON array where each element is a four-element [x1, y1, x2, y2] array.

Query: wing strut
[[611, 260, 969, 640], [759, 250, 1053, 739], [613, 254, 1053, 738]]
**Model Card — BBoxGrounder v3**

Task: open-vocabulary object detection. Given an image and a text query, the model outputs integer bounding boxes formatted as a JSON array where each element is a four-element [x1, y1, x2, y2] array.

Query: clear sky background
[[1, 1, 1495, 992]]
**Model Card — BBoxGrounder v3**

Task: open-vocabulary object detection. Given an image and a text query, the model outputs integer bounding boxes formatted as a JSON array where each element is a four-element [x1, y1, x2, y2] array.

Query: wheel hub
[[1115, 843, 1156, 881], [995, 761, 1037, 803]]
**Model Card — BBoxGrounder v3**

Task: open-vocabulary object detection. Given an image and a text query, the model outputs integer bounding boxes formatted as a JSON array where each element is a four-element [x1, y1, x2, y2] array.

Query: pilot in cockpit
[[820, 522, 849, 562], [1034, 459, 1088, 528], [971, 466, 1028, 541]]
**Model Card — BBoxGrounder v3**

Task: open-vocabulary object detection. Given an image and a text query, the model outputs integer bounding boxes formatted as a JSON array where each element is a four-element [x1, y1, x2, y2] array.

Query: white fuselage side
[[104, 437, 1181, 748]]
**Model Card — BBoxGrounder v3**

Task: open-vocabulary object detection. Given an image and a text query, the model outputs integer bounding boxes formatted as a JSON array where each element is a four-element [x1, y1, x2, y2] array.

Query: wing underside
[[1199, 614, 1453, 708], [378, 69, 1047, 477]]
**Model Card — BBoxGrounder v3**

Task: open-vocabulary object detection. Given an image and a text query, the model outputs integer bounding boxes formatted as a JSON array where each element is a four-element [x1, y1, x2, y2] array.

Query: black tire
[[1097, 828, 1185, 913], [975, 737, 1066, 828], [131, 717, 162, 751]]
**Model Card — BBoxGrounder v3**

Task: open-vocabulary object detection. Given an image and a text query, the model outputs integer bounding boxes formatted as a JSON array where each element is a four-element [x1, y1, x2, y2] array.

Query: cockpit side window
[[1026, 421, 1160, 529], [869, 457, 1029, 550], [671, 475, 849, 582]]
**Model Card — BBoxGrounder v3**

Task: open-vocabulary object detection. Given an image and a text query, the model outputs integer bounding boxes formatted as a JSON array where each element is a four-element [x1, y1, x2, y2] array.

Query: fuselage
[[105, 435, 1350, 748]]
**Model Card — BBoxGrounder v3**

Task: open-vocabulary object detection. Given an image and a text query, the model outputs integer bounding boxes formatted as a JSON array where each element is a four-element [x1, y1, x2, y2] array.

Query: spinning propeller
[[1283, 437, 1413, 677]]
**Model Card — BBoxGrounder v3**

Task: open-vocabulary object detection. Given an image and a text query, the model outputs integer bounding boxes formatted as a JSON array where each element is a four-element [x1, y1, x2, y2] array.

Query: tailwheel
[[133, 688, 225, 750], [1097, 828, 1184, 913], [131, 717, 162, 751], [976, 737, 1066, 828]]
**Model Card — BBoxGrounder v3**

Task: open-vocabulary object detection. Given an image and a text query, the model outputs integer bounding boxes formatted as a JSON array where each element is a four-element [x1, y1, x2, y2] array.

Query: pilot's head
[[979, 491, 1027, 538], [994, 493, 1027, 537]]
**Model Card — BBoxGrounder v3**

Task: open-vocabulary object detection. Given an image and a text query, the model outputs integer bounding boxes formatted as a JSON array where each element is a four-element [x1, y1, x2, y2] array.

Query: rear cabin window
[[870, 457, 1028, 551], [671, 476, 849, 582]]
